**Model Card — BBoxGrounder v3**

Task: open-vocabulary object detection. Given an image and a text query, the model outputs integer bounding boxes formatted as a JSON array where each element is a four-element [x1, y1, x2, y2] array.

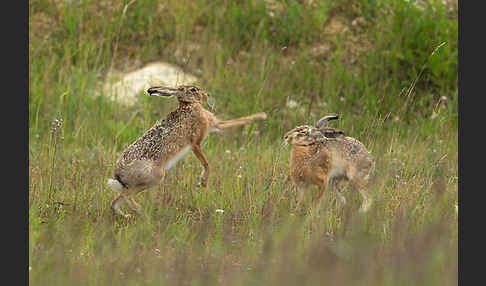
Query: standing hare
[[107, 85, 267, 218], [283, 115, 374, 212]]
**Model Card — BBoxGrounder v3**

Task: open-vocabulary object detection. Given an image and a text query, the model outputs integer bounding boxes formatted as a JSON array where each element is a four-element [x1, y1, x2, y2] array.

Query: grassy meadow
[[29, 0, 458, 285]]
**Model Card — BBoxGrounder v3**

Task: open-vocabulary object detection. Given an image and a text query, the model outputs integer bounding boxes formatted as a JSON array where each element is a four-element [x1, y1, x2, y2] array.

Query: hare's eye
[[190, 87, 197, 92]]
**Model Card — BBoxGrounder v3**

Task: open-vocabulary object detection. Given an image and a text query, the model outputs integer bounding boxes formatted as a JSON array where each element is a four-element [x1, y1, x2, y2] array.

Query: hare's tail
[[107, 178, 125, 193]]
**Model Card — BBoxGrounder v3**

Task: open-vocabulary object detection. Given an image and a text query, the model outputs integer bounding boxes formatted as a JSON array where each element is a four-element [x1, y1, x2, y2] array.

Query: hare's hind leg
[[192, 144, 210, 187], [111, 194, 130, 218], [348, 165, 373, 212], [111, 187, 146, 218], [125, 196, 148, 219], [329, 177, 346, 206], [357, 188, 372, 212], [350, 178, 371, 212], [214, 113, 267, 130]]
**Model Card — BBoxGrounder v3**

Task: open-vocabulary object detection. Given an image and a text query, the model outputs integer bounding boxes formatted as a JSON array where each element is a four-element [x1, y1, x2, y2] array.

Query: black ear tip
[[329, 115, 339, 121]]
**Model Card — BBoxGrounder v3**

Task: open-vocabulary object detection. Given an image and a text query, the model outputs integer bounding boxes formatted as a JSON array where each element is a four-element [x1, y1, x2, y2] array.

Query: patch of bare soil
[[308, 14, 373, 78], [29, 12, 58, 43]]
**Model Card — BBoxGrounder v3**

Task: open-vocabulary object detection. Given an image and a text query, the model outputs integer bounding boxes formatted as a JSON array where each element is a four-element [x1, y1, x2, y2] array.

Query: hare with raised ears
[[107, 85, 267, 218], [283, 115, 374, 212]]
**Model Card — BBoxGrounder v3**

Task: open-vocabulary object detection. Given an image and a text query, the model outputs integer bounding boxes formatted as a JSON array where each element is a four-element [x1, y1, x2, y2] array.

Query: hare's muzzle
[[146, 86, 178, 97], [283, 135, 291, 145]]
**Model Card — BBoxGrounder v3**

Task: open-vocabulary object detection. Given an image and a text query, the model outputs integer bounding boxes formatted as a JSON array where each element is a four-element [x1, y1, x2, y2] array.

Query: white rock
[[286, 99, 299, 108], [102, 62, 198, 106]]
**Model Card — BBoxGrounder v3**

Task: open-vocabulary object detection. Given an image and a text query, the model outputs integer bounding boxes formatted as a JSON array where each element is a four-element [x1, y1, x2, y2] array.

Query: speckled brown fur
[[108, 85, 267, 218], [284, 118, 374, 212], [115, 103, 214, 188]]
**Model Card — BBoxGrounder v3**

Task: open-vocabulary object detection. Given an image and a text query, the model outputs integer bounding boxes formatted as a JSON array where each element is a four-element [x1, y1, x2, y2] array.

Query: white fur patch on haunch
[[107, 178, 124, 193], [164, 146, 192, 170]]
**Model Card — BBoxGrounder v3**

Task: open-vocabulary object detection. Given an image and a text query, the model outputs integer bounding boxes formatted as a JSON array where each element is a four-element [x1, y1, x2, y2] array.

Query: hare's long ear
[[316, 115, 339, 129], [146, 86, 179, 97]]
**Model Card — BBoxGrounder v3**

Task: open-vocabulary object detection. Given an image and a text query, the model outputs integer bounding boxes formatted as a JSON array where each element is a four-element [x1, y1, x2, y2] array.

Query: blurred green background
[[29, 0, 458, 285]]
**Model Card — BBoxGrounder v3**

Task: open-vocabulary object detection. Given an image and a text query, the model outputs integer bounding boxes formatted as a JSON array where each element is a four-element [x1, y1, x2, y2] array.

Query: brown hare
[[107, 85, 267, 218], [283, 115, 374, 212]]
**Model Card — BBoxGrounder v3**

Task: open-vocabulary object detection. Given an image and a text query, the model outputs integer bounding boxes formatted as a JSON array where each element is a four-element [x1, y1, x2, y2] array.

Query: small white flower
[[340, 97, 345, 102], [286, 99, 299, 108], [238, 175, 242, 179], [215, 209, 224, 213], [225, 150, 232, 154]]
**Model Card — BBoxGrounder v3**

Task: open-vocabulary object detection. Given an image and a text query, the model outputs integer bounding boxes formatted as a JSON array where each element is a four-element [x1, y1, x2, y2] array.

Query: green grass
[[29, 0, 457, 285]]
